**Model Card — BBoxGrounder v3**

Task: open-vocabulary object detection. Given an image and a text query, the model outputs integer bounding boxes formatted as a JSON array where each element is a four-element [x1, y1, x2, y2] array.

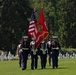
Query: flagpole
[[40, 1, 49, 42], [41, 0, 44, 41], [41, 0, 44, 8]]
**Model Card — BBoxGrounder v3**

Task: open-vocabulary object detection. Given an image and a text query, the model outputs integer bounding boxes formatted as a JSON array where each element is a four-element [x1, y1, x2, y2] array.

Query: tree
[[57, 0, 76, 47], [1, 0, 32, 54], [0, 0, 76, 53]]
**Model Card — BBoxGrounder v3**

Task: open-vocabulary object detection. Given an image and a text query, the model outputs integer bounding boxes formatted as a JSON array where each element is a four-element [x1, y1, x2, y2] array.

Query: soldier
[[39, 40, 47, 69], [30, 38, 38, 70], [16, 40, 22, 67], [21, 36, 30, 70], [51, 36, 61, 69], [47, 37, 52, 66]]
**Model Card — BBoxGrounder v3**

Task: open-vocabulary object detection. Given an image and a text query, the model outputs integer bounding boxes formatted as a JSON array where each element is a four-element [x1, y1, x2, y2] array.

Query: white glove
[[19, 49, 23, 53]]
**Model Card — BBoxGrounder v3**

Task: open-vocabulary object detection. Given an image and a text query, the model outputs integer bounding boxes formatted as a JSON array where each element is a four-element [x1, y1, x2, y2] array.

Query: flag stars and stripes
[[28, 10, 38, 39]]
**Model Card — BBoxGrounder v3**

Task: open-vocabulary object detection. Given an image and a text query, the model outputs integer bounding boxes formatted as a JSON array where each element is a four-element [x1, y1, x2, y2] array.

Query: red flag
[[36, 8, 49, 48], [28, 10, 38, 39]]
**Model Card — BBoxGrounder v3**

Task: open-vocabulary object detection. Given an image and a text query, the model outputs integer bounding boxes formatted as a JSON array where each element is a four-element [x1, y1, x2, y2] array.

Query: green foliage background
[[0, 0, 76, 54]]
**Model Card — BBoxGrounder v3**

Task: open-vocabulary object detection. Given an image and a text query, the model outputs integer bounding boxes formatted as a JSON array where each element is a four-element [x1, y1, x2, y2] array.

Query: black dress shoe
[[31, 68, 34, 70], [56, 65, 58, 68], [22, 68, 25, 70], [35, 66, 37, 69], [44, 67, 46, 69], [56, 66, 58, 68]]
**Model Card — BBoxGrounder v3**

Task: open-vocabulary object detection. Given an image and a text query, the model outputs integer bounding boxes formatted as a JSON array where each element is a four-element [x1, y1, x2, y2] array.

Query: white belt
[[22, 48, 29, 50]]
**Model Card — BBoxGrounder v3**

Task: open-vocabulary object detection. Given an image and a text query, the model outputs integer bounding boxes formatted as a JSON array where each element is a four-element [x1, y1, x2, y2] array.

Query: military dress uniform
[[39, 41, 47, 69], [51, 40, 60, 69], [30, 41, 38, 70], [21, 36, 30, 70], [47, 40, 52, 66], [16, 43, 22, 67]]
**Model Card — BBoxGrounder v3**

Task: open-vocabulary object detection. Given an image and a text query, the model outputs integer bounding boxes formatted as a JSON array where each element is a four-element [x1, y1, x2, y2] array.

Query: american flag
[[28, 10, 38, 39]]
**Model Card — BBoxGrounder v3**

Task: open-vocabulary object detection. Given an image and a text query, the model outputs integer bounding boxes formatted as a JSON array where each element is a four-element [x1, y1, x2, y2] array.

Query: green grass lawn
[[0, 58, 76, 75]]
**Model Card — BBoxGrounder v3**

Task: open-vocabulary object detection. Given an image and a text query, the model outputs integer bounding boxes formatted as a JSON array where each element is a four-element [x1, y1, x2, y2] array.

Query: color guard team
[[17, 35, 61, 70]]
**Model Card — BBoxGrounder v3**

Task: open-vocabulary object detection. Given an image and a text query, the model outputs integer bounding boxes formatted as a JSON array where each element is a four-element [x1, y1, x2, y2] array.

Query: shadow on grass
[[57, 67, 69, 69], [20, 66, 69, 71], [37, 67, 69, 70]]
